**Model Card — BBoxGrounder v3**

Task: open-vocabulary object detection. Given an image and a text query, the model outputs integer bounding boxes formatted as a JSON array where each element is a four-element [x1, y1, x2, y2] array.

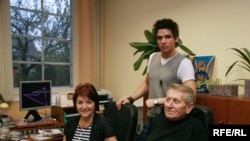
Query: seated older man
[[142, 83, 208, 141]]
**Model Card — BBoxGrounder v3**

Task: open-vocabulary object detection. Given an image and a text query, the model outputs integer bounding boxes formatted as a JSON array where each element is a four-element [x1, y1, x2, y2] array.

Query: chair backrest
[[104, 101, 138, 141], [189, 104, 214, 130]]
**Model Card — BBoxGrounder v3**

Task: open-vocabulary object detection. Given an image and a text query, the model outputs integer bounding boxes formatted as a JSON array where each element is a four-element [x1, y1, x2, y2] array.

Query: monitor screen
[[19, 80, 52, 122]]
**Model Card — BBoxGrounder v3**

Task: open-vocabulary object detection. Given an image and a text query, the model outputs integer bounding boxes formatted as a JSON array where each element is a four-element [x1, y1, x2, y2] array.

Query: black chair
[[137, 104, 213, 141], [104, 101, 138, 141], [189, 104, 214, 130]]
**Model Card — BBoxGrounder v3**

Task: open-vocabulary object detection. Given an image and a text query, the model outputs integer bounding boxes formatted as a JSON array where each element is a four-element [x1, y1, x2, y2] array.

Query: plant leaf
[[226, 48, 250, 77], [130, 42, 157, 56], [144, 30, 155, 43], [229, 48, 249, 64], [238, 62, 250, 72], [129, 42, 155, 48], [225, 61, 238, 77], [178, 41, 196, 56], [142, 66, 148, 75], [242, 48, 250, 65], [133, 50, 154, 71], [243, 48, 250, 58]]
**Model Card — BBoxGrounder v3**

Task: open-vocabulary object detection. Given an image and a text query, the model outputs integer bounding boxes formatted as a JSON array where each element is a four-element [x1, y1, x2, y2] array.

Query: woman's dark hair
[[73, 82, 100, 111]]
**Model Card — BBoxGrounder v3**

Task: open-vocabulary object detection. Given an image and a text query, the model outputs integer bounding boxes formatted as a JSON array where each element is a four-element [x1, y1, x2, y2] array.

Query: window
[[0, 0, 99, 100], [11, 0, 72, 87]]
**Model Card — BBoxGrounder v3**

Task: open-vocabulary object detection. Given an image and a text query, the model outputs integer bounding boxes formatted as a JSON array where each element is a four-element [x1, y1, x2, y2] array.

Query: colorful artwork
[[193, 56, 215, 93]]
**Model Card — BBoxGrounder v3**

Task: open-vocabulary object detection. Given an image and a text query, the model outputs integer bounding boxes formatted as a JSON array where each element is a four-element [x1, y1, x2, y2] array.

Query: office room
[[0, 0, 250, 137]]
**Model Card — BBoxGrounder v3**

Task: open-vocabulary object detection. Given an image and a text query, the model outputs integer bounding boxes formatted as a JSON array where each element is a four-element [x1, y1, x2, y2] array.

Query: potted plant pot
[[209, 84, 238, 97], [245, 79, 250, 98]]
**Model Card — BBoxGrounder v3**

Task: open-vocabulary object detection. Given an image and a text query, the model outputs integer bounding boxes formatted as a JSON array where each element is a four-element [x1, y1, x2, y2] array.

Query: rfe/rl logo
[[213, 129, 247, 136]]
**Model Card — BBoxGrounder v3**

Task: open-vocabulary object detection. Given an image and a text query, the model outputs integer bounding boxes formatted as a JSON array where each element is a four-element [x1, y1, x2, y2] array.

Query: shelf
[[196, 94, 250, 124]]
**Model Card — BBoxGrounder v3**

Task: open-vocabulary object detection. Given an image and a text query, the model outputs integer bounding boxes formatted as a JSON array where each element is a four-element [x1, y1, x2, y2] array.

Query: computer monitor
[[19, 80, 52, 122]]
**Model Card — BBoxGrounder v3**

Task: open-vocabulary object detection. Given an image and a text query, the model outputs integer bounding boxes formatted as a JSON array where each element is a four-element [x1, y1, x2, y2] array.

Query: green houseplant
[[225, 48, 250, 97], [209, 48, 250, 97], [225, 48, 250, 78], [130, 29, 196, 75]]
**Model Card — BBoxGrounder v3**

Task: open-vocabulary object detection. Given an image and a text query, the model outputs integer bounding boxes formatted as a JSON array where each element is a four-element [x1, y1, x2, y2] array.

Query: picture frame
[[193, 55, 215, 93], [59, 92, 74, 107]]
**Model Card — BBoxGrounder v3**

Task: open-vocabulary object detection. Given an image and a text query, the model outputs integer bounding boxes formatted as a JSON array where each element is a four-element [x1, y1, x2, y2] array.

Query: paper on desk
[[38, 129, 63, 135], [30, 134, 51, 141], [31, 129, 63, 140]]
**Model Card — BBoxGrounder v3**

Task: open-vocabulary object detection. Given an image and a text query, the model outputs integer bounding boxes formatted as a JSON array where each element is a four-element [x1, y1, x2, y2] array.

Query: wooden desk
[[10, 119, 64, 141], [14, 119, 61, 129], [27, 135, 63, 141]]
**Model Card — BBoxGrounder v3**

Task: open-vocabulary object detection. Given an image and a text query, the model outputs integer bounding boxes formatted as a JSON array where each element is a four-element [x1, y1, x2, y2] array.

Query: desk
[[10, 119, 64, 141], [28, 137, 62, 141], [14, 119, 61, 129], [28, 134, 63, 141]]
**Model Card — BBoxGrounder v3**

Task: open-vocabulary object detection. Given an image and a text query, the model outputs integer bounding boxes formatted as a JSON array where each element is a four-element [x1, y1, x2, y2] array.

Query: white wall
[[101, 0, 250, 102]]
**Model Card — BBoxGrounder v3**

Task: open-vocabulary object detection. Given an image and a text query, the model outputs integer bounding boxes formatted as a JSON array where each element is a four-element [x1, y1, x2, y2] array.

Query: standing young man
[[116, 18, 196, 117]]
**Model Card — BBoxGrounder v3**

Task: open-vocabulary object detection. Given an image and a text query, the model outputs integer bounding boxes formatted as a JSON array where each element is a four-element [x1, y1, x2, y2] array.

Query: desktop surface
[[10, 119, 64, 141], [9, 128, 64, 141], [14, 119, 59, 129], [28, 128, 63, 141]]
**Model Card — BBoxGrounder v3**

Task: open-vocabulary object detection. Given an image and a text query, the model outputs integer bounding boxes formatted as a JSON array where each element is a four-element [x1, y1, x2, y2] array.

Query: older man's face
[[164, 89, 193, 121]]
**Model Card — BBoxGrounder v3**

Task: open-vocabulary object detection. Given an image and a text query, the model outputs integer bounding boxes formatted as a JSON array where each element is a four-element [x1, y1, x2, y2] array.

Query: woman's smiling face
[[76, 96, 95, 119]]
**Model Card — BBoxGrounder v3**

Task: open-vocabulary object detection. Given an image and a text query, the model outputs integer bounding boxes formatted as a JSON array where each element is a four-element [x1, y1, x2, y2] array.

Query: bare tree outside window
[[10, 0, 72, 87]]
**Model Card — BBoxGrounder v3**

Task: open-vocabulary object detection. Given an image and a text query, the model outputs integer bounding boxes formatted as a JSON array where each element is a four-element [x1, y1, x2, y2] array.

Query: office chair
[[104, 101, 138, 141], [137, 104, 213, 141], [189, 104, 214, 130]]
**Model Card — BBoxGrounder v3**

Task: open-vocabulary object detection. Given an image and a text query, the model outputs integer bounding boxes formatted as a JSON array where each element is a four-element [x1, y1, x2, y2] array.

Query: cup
[[19, 119, 27, 125]]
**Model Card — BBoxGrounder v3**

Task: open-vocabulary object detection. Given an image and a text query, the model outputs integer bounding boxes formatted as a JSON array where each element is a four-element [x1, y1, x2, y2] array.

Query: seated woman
[[140, 83, 208, 141], [63, 82, 117, 141]]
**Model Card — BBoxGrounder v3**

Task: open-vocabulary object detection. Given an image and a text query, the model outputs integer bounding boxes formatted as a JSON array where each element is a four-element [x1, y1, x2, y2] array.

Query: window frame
[[0, 0, 79, 101]]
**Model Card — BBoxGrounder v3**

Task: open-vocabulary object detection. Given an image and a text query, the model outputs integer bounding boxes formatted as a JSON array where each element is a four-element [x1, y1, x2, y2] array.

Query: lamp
[[0, 93, 9, 109]]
